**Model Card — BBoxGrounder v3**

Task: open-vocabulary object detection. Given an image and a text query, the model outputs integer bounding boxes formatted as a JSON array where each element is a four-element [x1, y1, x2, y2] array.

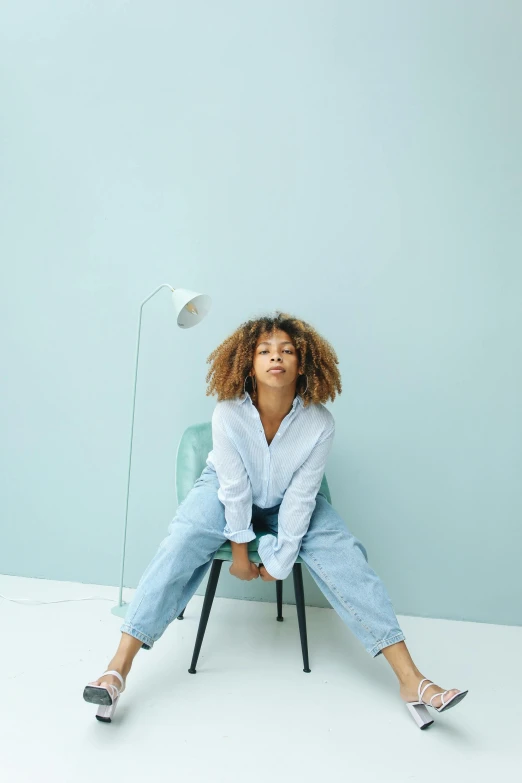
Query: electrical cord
[[0, 593, 116, 605]]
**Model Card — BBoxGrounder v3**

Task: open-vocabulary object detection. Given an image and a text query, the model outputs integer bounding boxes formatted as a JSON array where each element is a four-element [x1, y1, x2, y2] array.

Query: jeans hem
[[369, 632, 406, 658], [120, 623, 156, 649]]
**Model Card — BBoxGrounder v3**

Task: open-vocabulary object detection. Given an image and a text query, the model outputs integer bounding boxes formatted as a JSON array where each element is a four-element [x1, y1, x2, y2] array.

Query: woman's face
[[251, 329, 301, 394]]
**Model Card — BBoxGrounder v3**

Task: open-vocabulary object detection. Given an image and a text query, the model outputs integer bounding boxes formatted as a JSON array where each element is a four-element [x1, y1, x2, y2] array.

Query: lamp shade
[[172, 288, 212, 328]]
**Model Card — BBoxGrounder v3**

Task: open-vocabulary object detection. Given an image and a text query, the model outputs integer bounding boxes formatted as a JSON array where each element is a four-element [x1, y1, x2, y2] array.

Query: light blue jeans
[[121, 466, 406, 658]]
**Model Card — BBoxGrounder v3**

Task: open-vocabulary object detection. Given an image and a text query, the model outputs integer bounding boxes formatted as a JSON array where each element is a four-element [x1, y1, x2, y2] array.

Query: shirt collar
[[237, 392, 303, 410]]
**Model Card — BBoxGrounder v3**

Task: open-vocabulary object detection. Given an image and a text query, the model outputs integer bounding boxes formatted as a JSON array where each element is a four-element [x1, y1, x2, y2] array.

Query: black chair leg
[[292, 563, 311, 673], [177, 608, 185, 620], [276, 579, 284, 621], [188, 559, 223, 674]]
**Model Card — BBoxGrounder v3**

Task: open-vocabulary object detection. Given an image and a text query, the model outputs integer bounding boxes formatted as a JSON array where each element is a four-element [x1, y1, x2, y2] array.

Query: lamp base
[[111, 602, 129, 619]]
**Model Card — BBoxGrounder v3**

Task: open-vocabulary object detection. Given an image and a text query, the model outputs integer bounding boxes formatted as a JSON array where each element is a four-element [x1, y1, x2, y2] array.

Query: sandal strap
[[101, 670, 125, 692], [430, 689, 448, 707], [104, 682, 120, 700], [418, 678, 461, 709], [418, 678, 434, 703]]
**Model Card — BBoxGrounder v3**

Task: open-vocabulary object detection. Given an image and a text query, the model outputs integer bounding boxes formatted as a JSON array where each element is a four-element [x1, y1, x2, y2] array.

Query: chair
[[174, 421, 332, 674]]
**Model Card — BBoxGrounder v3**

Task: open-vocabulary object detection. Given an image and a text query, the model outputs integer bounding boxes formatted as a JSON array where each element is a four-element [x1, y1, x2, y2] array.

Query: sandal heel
[[96, 698, 120, 723], [406, 701, 434, 729]]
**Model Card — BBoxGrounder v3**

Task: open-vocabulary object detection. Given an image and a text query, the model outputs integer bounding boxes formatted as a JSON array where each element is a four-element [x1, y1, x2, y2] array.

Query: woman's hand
[[229, 560, 260, 581], [259, 564, 277, 582]]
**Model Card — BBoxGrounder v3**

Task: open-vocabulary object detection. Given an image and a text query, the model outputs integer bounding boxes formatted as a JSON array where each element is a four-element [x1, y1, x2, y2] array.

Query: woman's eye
[[259, 349, 293, 354]]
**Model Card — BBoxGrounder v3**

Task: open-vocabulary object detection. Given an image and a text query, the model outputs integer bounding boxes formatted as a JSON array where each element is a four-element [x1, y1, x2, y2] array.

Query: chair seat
[[215, 530, 304, 566]]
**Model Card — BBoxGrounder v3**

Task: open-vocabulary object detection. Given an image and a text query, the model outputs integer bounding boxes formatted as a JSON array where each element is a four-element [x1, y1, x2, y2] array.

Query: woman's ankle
[[107, 658, 133, 679], [399, 669, 424, 688]]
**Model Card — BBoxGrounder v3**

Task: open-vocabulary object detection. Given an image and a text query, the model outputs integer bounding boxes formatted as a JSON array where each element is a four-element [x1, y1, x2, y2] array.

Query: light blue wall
[[1, 1, 521, 626]]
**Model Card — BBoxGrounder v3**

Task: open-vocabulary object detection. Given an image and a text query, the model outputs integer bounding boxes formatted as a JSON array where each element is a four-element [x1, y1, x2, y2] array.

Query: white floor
[[1, 574, 519, 782]]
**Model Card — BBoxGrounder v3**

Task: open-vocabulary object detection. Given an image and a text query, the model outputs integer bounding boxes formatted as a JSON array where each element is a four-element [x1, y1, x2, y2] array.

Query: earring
[[300, 374, 308, 395]]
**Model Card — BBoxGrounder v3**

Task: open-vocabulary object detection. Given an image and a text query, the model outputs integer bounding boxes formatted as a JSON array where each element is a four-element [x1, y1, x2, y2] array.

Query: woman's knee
[[163, 480, 227, 554], [304, 498, 369, 563]]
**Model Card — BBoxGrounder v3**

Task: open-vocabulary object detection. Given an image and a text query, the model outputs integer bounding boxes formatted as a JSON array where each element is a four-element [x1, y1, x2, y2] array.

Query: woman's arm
[[257, 420, 335, 580], [211, 405, 256, 545], [211, 405, 259, 580], [230, 541, 249, 562]]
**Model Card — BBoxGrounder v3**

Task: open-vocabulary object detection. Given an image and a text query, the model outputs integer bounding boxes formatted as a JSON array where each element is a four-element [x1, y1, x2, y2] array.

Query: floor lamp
[[111, 283, 212, 618]]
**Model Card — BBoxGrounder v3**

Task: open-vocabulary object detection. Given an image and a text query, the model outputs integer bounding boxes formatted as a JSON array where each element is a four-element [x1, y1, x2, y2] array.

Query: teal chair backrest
[[176, 421, 332, 506]]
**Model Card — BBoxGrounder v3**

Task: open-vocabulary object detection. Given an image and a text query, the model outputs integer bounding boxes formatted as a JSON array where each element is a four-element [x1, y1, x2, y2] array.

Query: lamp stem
[[116, 283, 174, 609]]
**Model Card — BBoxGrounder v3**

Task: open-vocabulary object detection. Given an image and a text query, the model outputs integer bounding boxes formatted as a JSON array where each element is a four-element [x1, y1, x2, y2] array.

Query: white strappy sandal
[[405, 678, 469, 729], [83, 670, 126, 723]]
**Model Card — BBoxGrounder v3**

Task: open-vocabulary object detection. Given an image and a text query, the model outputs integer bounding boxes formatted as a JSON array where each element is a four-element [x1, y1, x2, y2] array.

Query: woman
[[83, 312, 468, 728]]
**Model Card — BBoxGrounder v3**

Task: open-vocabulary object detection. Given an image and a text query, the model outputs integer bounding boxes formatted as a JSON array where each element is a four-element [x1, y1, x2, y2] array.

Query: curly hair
[[205, 312, 342, 407]]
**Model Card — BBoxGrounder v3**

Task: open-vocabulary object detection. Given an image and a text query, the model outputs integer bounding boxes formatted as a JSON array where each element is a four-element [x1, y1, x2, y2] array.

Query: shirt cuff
[[257, 534, 294, 581], [224, 525, 257, 544]]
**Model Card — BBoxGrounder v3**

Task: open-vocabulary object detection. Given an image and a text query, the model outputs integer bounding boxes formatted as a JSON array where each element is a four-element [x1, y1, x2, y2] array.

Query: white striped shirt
[[205, 391, 335, 580]]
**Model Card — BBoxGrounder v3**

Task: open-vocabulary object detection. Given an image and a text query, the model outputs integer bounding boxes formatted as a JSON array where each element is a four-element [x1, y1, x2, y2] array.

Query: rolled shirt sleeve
[[211, 405, 256, 544], [257, 421, 335, 580]]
